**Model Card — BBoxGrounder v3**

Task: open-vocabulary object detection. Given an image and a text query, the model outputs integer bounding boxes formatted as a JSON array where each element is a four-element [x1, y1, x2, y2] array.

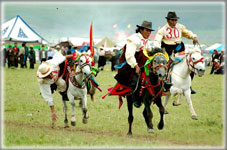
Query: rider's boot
[[131, 75, 141, 108], [190, 87, 196, 94], [163, 81, 172, 92]]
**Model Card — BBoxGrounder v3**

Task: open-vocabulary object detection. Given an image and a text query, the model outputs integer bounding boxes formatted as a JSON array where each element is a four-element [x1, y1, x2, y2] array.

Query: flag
[[112, 24, 118, 29], [90, 22, 94, 57]]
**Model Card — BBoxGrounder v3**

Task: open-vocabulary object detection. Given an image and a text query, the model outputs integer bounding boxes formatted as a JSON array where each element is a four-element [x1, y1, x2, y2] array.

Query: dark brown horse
[[126, 49, 168, 135]]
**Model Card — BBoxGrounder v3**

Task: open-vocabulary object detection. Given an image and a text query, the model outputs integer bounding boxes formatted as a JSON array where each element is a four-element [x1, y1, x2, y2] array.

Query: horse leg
[[90, 94, 94, 102], [62, 100, 69, 128], [173, 93, 182, 106], [67, 91, 76, 126], [163, 93, 171, 114], [184, 89, 198, 120], [143, 98, 154, 133], [127, 96, 133, 136], [155, 97, 164, 130], [81, 96, 89, 124]]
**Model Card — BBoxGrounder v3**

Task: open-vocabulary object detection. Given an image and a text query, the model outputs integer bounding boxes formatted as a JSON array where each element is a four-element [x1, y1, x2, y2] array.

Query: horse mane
[[147, 47, 166, 57]]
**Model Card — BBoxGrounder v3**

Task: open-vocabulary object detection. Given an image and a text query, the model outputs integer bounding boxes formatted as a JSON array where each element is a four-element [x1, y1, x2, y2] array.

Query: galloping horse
[[163, 46, 206, 120], [104, 48, 168, 135], [63, 53, 93, 127], [125, 48, 169, 135]]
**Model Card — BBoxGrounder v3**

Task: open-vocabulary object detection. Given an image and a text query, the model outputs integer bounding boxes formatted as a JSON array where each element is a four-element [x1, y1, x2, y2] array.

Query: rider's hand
[[51, 112, 57, 122], [135, 65, 141, 76], [193, 37, 198, 45]]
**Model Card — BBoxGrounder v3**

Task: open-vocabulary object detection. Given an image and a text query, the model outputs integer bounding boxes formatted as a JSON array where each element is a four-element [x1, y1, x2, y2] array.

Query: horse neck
[[149, 73, 159, 85], [173, 57, 191, 78], [75, 65, 85, 84]]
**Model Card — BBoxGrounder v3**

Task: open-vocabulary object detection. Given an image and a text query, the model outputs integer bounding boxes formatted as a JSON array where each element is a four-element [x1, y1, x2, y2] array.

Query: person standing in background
[[7, 45, 15, 68], [39, 45, 48, 63], [29, 45, 36, 69], [23, 42, 29, 68], [47, 47, 55, 60], [13, 42, 19, 68], [18, 42, 25, 68]]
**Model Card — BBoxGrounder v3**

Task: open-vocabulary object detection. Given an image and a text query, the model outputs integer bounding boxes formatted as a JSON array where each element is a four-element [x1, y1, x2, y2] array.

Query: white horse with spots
[[63, 53, 93, 127], [164, 46, 206, 120]]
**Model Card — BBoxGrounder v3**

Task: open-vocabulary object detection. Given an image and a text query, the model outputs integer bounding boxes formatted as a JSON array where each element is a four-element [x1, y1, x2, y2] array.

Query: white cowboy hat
[[37, 62, 53, 78]]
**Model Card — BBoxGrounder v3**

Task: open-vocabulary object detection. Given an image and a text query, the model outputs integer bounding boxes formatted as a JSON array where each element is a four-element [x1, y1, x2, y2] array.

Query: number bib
[[164, 25, 181, 41]]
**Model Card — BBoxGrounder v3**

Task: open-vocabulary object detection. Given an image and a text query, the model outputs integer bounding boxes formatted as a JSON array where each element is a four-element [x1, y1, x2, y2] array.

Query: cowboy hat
[[37, 62, 53, 78], [56, 45, 60, 49], [136, 21, 155, 31], [165, 11, 180, 20]]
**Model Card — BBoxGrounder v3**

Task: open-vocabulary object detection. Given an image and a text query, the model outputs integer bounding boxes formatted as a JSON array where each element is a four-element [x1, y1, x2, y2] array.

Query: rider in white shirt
[[114, 20, 154, 107], [153, 11, 198, 94], [37, 52, 73, 125]]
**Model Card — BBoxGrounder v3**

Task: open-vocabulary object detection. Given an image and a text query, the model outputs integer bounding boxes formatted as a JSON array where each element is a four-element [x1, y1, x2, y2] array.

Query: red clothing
[[13, 47, 19, 54]]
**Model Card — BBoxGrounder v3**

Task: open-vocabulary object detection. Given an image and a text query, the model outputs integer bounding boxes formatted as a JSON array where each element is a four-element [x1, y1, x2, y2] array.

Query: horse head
[[186, 47, 206, 77], [144, 48, 169, 80], [78, 53, 93, 78]]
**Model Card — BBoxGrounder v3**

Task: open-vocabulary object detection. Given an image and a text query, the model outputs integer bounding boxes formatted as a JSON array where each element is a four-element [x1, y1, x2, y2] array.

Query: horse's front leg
[[155, 97, 164, 130], [163, 92, 171, 114], [81, 95, 89, 124], [143, 96, 154, 133], [184, 89, 198, 120], [62, 100, 69, 128], [127, 95, 133, 136], [173, 93, 182, 106], [67, 91, 76, 126]]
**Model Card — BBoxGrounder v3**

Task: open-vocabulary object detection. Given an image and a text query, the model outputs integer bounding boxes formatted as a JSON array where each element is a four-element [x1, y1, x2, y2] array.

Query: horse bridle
[[151, 55, 168, 75], [75, 55, 92, 75], [186, 51, 204, 73]]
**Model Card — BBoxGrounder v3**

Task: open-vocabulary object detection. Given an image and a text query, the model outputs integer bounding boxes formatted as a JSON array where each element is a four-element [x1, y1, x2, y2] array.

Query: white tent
[[2, 15, 48, 44], [205, 43, 224, 53], [96, 37, 116, 49], [59, 37, 101, 47]]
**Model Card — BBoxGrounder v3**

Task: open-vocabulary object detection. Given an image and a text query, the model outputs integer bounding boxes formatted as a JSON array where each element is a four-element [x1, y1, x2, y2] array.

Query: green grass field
[[2, 63, 225, 148]]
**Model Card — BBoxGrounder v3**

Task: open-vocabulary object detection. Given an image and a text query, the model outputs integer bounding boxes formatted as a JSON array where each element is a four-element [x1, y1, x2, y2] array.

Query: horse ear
[[86, 50, 92, 56]]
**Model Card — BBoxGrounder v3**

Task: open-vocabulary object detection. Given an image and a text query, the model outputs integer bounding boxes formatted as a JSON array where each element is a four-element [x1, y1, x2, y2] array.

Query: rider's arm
[[181, 24, 197, 40], [39, 83, 54, 106], [153, 27, 164, 48], [125, 39, 138, 68]]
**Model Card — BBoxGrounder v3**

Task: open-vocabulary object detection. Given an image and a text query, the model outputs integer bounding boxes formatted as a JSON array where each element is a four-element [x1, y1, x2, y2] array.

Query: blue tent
[[208, 44, 225, 53]]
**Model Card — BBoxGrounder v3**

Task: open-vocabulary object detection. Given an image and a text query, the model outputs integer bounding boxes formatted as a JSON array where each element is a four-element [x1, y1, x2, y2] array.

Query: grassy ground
[[2, 63, 225, 148]]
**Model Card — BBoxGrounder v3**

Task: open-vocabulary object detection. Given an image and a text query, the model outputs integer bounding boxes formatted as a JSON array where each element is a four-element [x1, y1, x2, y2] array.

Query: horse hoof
[[172, 102, 181, 106], [51, 122, 55, 129], [71, 121, 76, 126], [192, 115, 198, 120], [164, 110, 169, 114], [82, 118, 88, 124], [158, 123, 164, 130], [147, 128, 155, 133], [127, 132, 132, 136], [64, 125, 69, 128]]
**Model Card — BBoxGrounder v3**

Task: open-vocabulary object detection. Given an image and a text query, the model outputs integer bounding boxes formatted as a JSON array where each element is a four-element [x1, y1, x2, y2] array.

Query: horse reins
[[186, 52, 204, 73]]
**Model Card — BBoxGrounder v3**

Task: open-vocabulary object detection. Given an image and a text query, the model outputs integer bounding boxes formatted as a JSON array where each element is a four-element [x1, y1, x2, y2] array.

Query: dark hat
[[165, 11, 179, 20], [136, 21, 155, 31]]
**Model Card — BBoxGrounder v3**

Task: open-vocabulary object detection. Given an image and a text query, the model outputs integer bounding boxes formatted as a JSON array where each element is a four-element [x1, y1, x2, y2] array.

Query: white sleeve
[[39, 83, 54, 106], [153, 29, 164, 48], [125, 40, 137, 68], [48, 51, 66, 66]]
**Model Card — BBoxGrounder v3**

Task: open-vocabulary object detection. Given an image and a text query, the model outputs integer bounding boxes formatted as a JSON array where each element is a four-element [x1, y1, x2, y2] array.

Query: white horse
[[163, 46, 206, 120], [63, 53, 93, 127]]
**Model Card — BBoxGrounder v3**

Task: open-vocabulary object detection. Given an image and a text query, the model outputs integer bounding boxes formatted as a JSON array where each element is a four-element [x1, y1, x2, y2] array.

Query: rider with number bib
[[153, 11, 198, 94]]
